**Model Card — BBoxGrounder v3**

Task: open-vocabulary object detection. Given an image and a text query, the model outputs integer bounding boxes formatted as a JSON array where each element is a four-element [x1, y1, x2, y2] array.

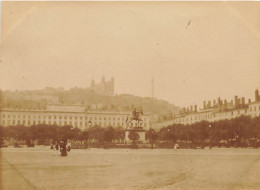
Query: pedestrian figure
[[53, 141, 59, 156], [50, 143, 55, 156], [67, 142, 71, 152], [174, 143, 179, 150], [60, 140, 67, 157]]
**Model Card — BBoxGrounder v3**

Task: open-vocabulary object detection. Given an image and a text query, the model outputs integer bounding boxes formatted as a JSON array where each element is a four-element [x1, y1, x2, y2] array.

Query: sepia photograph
[[0, 1, 260, 190]]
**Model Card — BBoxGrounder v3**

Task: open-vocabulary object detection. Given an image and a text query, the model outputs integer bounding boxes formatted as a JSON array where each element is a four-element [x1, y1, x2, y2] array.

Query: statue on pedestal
[[126, 107, 144, 129], [125, 107, 145, 144]]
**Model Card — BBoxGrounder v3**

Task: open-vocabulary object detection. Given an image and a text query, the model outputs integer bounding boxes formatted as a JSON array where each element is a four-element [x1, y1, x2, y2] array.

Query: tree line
[[0, 125, 125, 146], [0, 115, 259, 148], [146, 116, 260, 148]]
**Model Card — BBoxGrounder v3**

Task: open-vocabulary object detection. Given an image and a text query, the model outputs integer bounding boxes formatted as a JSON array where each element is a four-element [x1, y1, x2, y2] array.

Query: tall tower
[[151, 78, 154, 99]]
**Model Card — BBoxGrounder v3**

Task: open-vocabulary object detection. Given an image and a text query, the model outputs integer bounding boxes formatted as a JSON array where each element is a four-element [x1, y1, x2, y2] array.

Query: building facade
[[0, 104, 150, 130], [90, 77, 115, 96], [152, 90, 260, 129]]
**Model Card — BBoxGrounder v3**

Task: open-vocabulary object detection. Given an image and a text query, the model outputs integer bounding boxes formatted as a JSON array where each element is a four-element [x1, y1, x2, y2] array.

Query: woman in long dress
[[60, 141, 67, 157]]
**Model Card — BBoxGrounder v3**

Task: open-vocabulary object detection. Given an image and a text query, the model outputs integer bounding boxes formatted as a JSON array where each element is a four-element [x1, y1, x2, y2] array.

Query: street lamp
[[209, 124, 212, 149], [88, 121, 92, 146], [167, 127, 172, 147], [151, 130, 155, 149]]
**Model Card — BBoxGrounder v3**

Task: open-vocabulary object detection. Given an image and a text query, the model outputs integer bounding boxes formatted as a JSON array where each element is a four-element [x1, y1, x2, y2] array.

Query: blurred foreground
[[1, 147, 260, 190]]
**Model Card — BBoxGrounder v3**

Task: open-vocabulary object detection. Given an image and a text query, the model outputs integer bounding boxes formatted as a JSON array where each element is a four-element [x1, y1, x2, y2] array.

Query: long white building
[[152, 90, 260, 129], [0, 104, 150, 130]]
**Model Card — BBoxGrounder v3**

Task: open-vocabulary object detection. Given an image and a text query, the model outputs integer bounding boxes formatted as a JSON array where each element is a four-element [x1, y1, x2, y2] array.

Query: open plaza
[[1, 147, 260, 190]]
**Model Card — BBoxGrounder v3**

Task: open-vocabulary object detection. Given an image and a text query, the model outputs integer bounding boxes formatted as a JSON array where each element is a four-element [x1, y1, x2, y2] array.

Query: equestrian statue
[[126, 107, 144, 129]]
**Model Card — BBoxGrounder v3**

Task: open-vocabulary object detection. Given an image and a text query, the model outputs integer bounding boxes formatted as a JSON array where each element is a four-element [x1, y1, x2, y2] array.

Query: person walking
[[67, 142, 71, 152], [60, 140, 67, 157], [54, 141, 59, 156], [50, 143, 55, 156]]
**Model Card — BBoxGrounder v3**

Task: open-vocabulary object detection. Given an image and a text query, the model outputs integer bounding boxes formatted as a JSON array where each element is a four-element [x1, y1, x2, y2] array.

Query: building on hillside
[[23, 94, 59, 104], [90, 77, 114, 96], [151, 89, 260, 129], [2, 88, 60, 104], [0, 104, 150, 130]]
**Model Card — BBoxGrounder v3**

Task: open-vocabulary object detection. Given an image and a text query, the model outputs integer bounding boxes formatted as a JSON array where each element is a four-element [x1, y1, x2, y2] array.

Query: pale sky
[[0, 2, 259, 107]]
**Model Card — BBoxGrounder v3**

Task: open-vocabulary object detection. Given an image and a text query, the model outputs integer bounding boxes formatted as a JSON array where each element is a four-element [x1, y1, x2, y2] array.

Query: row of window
[[1, 115, 86, 120], [0, 114, 147, 124], [0, 114, 143, 121], [249, 105, 260, 112], [175, 111, 260, 124], [1, 120, 130, 127]]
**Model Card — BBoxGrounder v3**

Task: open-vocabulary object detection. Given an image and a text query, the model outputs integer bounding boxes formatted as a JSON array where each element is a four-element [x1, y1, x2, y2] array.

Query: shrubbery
[[147, 116, 260, 148]]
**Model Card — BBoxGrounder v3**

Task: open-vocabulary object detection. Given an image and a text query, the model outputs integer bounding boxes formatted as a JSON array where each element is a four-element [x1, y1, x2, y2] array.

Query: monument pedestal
[[125, 127, 146, 144]]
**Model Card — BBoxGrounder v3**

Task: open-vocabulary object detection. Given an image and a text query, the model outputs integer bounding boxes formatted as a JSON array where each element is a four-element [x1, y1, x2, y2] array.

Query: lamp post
[[234, 132, 239, 148], [88, 121, 92, 146], [151, 130, 154, 149], [167, 127, 171, 148], [209, 124, 212, 149]]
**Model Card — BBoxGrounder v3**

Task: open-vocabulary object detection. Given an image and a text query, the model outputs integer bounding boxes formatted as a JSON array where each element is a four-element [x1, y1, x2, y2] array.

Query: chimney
[[218, 97, 221, 105], [234, 96, 238, 107], [190, 105, 193, 112], [203, 101, 206, 109], [208, 100, 211, 108], [255, 89, 259, 102], [213, 99, 216, 106], [241, 97, 245, 106], [224, 99, 227, 106], [194, 105, 197, 112], [223, 100, 227, 110]]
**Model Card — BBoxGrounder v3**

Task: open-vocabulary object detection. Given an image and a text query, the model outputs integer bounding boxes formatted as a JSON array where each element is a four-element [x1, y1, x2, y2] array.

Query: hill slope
[[0, 87, 180, 114]]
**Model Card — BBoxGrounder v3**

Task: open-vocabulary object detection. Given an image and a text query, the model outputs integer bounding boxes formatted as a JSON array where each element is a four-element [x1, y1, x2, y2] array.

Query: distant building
[[90, 77, 114, 96], [0, 104, 150, 130], [2, 87, 60, 104], [152, 89, 260, 129], [23, 94, 59, 104]]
